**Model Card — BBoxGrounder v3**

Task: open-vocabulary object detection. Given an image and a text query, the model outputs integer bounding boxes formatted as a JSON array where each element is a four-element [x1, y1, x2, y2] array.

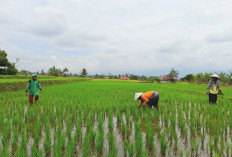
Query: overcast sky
[[0, 0, 232, 77]]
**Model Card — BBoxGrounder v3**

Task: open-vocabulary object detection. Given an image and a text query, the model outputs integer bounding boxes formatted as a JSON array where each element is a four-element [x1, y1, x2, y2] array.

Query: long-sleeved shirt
[[26, 79, 42, 96], [207, 80, 220, 94], [141, 91, 156, 102]]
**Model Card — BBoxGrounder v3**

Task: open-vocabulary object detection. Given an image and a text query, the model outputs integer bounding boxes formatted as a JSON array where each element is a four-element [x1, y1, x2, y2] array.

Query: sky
[[0, 0, 232, 77]]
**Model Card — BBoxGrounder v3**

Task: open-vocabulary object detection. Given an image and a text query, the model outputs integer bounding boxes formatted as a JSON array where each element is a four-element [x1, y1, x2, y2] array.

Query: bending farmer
[[207, 74, 222, 104], [135, 91, 159, 109], [25, 73, 43, 106]]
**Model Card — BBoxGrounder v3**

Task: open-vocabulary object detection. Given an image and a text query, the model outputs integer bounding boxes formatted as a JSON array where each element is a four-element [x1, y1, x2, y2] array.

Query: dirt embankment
[[0, 78, 91, 93]]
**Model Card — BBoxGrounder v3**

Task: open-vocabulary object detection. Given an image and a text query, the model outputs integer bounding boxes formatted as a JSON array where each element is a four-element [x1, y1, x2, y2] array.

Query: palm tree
[[196, 73, 203, 84], [168, 68, 178, 83]]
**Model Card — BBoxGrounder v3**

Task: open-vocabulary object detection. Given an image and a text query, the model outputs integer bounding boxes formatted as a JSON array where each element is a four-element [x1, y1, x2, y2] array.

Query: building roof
[[158, 75, 177, 81], [120, 77, 129, 80]]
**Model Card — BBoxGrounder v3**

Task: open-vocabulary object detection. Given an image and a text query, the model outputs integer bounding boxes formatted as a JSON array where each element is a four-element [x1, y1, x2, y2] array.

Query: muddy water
[[3, 104, 232, 157]]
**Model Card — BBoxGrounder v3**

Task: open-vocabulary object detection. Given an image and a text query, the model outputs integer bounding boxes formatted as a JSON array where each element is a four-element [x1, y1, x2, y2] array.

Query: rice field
[[0, 80, 232, 156]]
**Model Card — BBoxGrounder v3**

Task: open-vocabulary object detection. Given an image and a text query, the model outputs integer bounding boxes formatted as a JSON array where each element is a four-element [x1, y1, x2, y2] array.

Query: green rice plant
[[44, 120, 51, 156], [160, 133, 167, 155], [116, 110, 122, 125], [108, 110, 113, 132], [96, 113, 104, 155], [16, 128, 27, 157], [126, 126, 131, 139], [2, 120, 11, 150], [163, 111, 168, 128], [226, 144, 230, 157], [214, 133, 219, 147], [135, 122, 143, 156], [86, 115, 91, 133], [1, 79, 232, 156], [209, 138, 214, 156], [157, 122, 161, 135], [31, 144, 43, 157], [11, 126, 19, 154], [66, 117, 73, 140], [173, 129, 178, 148], [67, 131, 77, 157], [179, 148, 183, 157], [190, 117, 195, 134], [200, 134, 205, 146], [123, 141, 128, 156], [128, 142, 134, 157], [219, 139, 225, 156], [186, 149, 190, 157], [90, 125, 96, 143], [96, 132, 104, 155], [83, 134, 90, 157], [126, 107, 130, 127], [55, 133, 66, 156], [108, 132, 118, 157], [145, 120, 153, 148]]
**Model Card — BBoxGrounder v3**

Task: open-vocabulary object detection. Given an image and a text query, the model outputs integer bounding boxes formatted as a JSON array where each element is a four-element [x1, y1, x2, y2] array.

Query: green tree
[[41, 69, 46, 75], [0, 50, 18, 75], [48, 66, 61, 76], [184, 74, 195, 84], [229, 70, 232, 84], [168, 68, 178, 83], [196, 73, 203, 84], [63, 67, 68, 74], [204, 72, 212, 84], [81, 68, 88, 77]]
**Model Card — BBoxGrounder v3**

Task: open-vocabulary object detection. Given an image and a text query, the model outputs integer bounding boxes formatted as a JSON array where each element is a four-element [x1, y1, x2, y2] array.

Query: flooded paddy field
[[0, 81, 231, 156]]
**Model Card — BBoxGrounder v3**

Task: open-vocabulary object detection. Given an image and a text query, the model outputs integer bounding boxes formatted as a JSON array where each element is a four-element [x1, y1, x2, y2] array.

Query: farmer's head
[[210, 74, 219, 82], [134, 93, 143, 101], [32, 73, 37, 80]]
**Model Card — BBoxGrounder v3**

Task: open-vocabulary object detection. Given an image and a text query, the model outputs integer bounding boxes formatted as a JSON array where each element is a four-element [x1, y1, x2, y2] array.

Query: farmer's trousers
[[209, 93, 217, 104], [147, 92, 159, 108], [29, 95, 39, 104]]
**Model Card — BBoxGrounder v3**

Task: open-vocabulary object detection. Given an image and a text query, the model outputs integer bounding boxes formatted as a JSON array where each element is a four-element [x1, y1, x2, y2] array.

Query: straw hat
[[134, 93, 143, 100], [210, 74, 219, 78]]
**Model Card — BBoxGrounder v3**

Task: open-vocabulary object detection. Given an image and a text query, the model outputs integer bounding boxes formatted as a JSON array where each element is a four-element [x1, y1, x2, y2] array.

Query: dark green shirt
[[26, 79, 42, 96]]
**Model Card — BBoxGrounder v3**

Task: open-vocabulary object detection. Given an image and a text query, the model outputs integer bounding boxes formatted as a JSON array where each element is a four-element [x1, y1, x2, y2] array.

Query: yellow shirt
[[210, 85, 218, 94]]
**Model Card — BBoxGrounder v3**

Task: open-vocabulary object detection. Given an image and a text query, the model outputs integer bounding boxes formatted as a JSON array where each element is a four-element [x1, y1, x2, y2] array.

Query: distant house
[[158, 75, 177, 83], [120, 77, 129, 80]]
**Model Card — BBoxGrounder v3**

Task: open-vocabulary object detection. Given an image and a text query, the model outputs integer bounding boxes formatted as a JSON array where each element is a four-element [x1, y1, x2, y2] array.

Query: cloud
[[206, 30, 232, 43], [0, 0, 232, 76], [25, 7, 67, 37]]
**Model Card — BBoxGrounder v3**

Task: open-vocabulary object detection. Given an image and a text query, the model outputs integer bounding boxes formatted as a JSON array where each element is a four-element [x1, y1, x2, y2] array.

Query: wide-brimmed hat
[[210, 74, 219, 79], [134, 93, 143, 100], [32, 73, 37, 77]]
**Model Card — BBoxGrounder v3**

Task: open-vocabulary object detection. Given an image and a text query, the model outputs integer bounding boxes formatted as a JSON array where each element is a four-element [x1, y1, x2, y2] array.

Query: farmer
[[25, 73, 43, 106], [135, 91, 159, 109], [207, 74, 222, 104]]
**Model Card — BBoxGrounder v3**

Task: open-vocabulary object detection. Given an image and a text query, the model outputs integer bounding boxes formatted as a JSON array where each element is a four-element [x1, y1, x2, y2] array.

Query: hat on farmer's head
[[134, 93, 143, 100], [210, 74, 219, 79], [32, 73, 37, 77]]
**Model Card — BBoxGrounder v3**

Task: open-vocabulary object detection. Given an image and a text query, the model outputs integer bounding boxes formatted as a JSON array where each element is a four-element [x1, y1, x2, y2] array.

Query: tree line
[[1, 49, 232, 85], [0, 50, 18, 75], [180, 72, 232, 85], [18, 67, 88, 77]]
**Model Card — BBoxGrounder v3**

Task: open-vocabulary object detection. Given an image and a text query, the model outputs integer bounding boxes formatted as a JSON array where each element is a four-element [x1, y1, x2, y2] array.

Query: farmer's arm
[[138, 100, 144, 109], [37, 80, 43, 92], [141, 95, 149, 106], [217, 81, 222, 94], [143, 101, 148, 107], [207, 80, 211, 94], [25, 80, 31, 96]]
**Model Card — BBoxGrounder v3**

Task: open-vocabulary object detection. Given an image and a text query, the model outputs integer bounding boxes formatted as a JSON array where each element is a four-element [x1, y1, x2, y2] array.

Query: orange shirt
[[141, 91, 154, 102]]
